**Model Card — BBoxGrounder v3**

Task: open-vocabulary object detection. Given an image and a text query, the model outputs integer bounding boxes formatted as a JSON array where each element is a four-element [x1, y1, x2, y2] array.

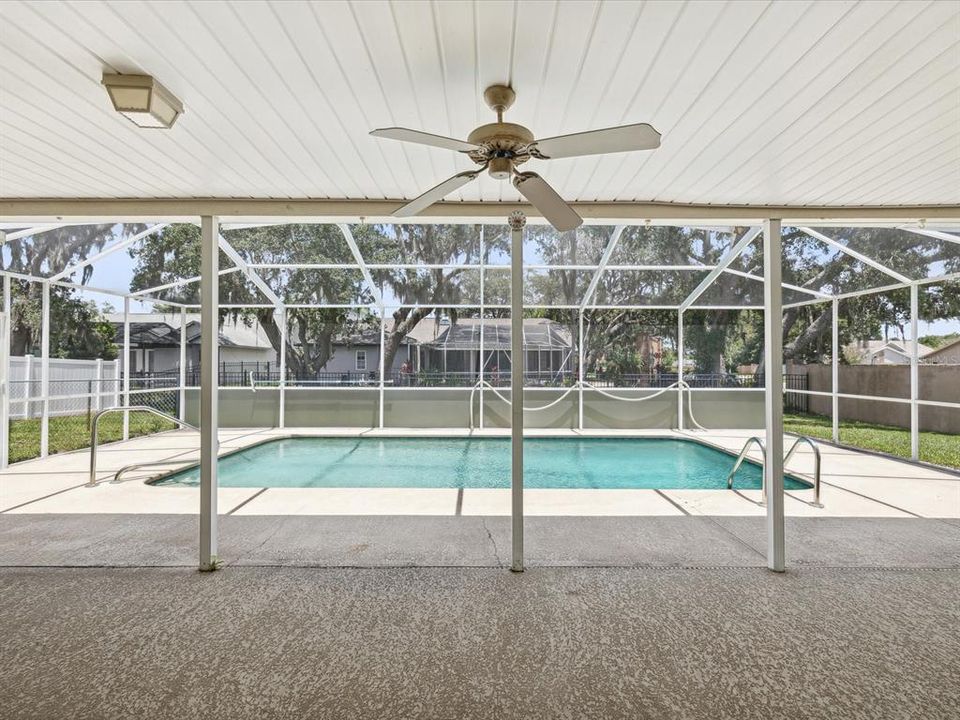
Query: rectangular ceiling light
[[102, 73, 183, 129]]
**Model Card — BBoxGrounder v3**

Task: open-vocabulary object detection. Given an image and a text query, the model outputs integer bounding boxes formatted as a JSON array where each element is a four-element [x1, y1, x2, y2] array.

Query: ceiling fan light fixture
[[102, 73, 183, 129]]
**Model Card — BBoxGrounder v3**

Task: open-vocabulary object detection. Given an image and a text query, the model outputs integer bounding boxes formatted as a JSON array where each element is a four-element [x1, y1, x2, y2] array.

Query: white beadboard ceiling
[[0, 0, 958, 207]]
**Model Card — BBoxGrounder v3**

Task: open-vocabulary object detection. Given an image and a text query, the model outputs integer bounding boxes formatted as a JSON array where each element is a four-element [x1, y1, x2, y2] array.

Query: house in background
[[422, 318, 574, 379], [108, 313, 275, 375], [308, 325, 417, 378], [109, 313, 577, 382], [922, 336, 960, 365], [845, 339, 933, 365], [109, 313, 422, 378]]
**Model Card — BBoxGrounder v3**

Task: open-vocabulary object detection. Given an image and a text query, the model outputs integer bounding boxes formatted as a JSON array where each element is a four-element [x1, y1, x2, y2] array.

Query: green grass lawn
[[9, 412, 176, 464], [784, 412, 960, 470]]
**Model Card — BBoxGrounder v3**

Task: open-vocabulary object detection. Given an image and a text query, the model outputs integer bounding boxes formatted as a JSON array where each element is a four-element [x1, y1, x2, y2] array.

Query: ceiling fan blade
[[370, 127, 478, 153], [513, 172, 583, 232], [395, 171, 480, 217], [530, 123, 661, 160]]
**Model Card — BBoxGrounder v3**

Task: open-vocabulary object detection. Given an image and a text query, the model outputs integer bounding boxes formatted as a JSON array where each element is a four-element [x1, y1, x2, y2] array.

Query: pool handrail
[[784, 435, 823, 507], [726, 436, 767, 504], [726, 434, 822, 507], [88, 406, 198, 487]]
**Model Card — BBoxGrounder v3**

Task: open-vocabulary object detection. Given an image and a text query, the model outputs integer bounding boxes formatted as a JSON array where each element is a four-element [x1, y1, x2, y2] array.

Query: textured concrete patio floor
[[1, 566, 958, 720], [2, 514, 958, 568]]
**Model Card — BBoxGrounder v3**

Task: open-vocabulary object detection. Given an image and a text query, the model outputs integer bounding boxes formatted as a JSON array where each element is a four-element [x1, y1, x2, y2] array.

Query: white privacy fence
[[7, 355, 120, 419]]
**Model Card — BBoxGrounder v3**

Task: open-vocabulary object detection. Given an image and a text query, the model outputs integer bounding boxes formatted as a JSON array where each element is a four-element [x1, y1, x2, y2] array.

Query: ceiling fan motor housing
[[466, 122, 535, 176]]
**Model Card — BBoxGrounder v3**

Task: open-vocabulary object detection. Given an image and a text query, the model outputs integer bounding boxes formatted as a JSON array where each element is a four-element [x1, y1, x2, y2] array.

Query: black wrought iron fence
[[784, 373, 808, 413]]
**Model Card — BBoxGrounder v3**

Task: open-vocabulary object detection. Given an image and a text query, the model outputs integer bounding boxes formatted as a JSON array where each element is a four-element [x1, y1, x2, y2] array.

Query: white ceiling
[[1, 0, 958, 207]]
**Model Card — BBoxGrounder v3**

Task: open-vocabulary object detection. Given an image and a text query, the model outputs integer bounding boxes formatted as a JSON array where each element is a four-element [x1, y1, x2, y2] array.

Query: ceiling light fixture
[[102, 73, 183, 129]]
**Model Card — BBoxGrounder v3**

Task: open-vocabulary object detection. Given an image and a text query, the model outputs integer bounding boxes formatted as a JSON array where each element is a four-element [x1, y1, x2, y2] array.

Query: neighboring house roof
[[329, 325, 416, 347], [923, 337, 960, 364], [846, 339, 934, 364], [426, 318, 573, 351], [106, 313, 273, 350]]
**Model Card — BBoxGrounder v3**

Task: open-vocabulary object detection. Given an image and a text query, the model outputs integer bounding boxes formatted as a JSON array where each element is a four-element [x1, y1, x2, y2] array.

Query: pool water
[[154, 437, 809, 490]]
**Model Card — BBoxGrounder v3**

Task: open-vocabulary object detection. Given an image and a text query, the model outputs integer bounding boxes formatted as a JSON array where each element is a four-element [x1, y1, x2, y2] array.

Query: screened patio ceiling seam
[[218, 233, 282, 308], [579, 225, 626, 311], [679, 225, 762, 311], [897, 226, 960, 245], [47, 223, 169, 283], [797, 226, 912, 283], [1, 223, 70, 242], [721, 267, 833, 299], [337, 223, 382, 308]]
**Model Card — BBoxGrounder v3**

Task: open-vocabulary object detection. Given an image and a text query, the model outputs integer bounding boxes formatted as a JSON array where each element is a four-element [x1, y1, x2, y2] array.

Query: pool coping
[[139, 431, 814, 490]]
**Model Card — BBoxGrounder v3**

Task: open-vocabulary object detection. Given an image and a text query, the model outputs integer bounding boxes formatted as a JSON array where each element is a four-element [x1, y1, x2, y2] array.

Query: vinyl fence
[[8, 355, 121, 420]]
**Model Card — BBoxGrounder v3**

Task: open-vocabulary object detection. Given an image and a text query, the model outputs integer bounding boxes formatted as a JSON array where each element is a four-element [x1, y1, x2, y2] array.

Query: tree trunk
[[383, 306, 432, 371]]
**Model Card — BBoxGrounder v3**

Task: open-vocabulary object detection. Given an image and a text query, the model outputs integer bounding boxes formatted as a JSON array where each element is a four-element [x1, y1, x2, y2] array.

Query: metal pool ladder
[[88, 406, 198, 486], [726, 435, 822, 507]]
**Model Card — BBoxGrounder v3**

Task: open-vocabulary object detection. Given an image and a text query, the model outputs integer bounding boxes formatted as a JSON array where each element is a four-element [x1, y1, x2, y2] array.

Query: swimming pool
[[154, 437, 809, 490]]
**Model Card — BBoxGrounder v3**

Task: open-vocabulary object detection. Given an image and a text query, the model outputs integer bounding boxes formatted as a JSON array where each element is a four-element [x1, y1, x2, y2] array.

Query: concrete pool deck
[[2, 427, 957, 520], [1, 428, 958, 569]]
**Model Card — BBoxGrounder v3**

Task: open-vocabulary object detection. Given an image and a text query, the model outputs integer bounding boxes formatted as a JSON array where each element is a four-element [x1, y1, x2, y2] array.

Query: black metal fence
[[784, 373, 808, 413]]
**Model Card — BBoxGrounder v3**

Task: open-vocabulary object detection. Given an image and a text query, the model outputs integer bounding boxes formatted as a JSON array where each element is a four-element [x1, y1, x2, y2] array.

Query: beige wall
[[799, 365, 960, 433], [185, 387, 767, 430]]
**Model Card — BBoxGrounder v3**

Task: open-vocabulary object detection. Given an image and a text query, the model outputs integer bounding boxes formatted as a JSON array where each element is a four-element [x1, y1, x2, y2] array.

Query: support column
[[112, 358, 120, 409], [95, 358, 104, 412], [909, 283, 919, 461], [479, 225, 485, 430], [578, 310, 584, 430], [199, 215, 220, 571], [831, 298, 839, 444], [509, 211, 525, 572], [24, 354, 33, 420], [677, 310, 684, 430], [763, 219, 785, 573], [278, 307, 287, 429], [122, 297, 130, 440], [378, 307, 385, 429], [179, 306, 187, 423], [40, 281, 50, 457], [0, 275, 10, 470]]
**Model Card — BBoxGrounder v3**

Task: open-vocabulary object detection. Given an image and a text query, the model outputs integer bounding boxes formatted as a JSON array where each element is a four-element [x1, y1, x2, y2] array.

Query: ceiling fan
[[370, 85, 661, 232]]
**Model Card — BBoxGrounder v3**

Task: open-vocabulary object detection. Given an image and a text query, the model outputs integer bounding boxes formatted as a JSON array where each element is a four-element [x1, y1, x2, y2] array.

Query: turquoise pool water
[[155, 437, 809, 490]]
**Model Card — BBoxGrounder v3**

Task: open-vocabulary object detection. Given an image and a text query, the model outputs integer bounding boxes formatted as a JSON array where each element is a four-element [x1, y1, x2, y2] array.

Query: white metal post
[[831, 298, 839, 444], [112, 359, 120, 410], [578, 310, 585, 430], [763, 219, 785, 573], [23, 354, 33, 419], [378, 308, 385, 429], [509, 211, 525, 572], [909, 283, 919, 461], [0, 274, 10, 469], [40, 281, 50, 458], [94, 358, 103, 412], [122, 297, 130, 440], [199, 216, 220, 571], [179, 307, 187, 423], [677, 310, 684, 430], [479, 225, 485, 430], [278, 307, 287, 429]]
